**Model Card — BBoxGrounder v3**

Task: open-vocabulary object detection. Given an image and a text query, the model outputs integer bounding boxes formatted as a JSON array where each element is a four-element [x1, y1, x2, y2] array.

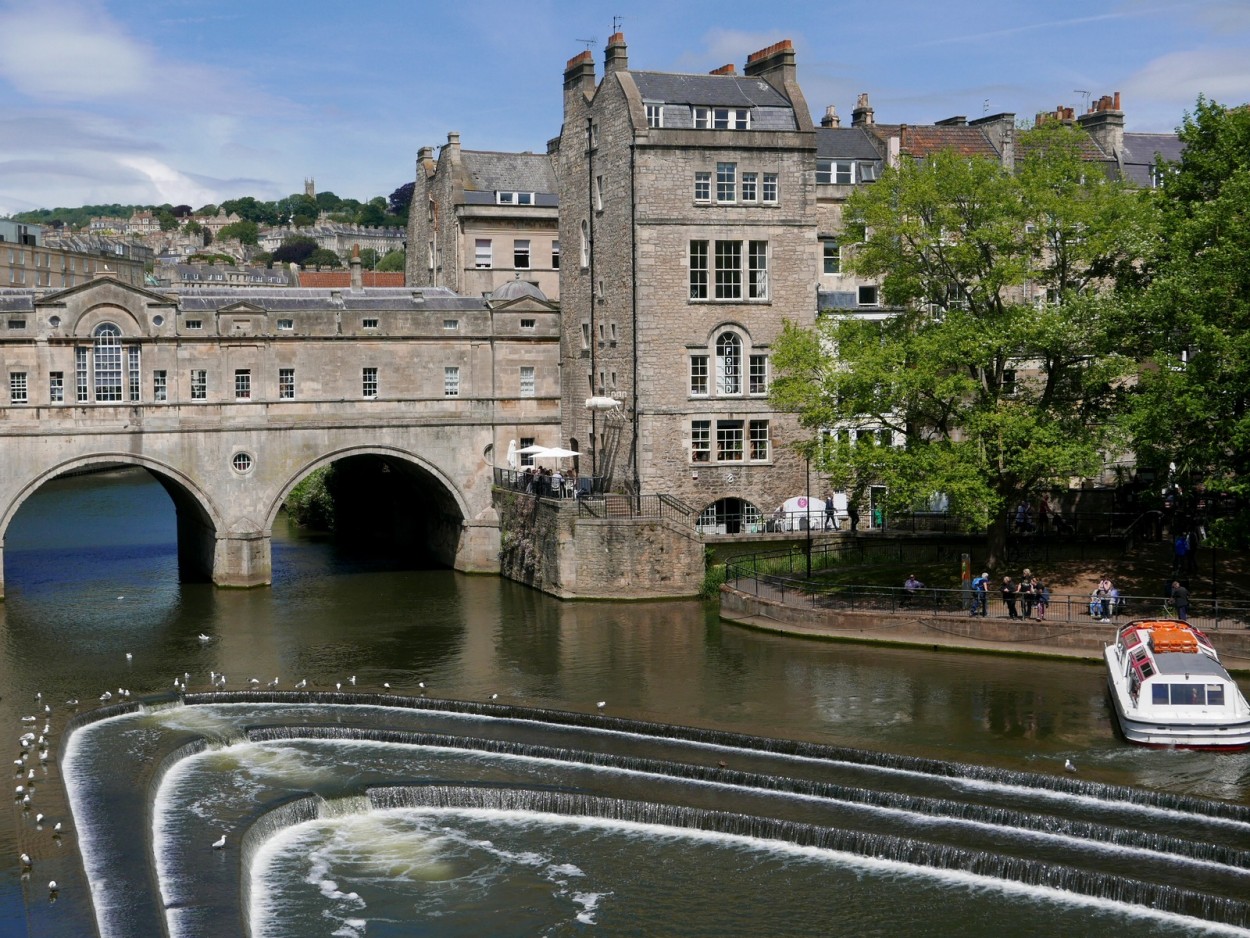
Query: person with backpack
[[1034, 580, 1050, 621], [970, 572, 988, 617]]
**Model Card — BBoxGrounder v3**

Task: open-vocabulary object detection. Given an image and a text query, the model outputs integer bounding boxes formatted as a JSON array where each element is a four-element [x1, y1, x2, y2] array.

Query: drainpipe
[[587, 116, 597, 479], [630, 141, 640, 496]]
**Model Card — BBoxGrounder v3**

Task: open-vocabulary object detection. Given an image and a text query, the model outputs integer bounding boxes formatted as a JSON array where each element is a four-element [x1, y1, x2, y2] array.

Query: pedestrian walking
[[970, 572, 988, 617], [1002, 576, 1020, 619], [1170, 580, 1190, 622], [1034, 580, 1050, 620]]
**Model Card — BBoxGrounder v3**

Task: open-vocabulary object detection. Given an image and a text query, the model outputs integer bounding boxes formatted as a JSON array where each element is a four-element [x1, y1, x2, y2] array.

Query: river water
[[2, 469, 1249, 937]]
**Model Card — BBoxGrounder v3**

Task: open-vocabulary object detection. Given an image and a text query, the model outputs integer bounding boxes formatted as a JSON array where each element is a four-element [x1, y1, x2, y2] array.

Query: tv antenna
[[983, 98, 990, 115], [613, 15, 623, 33], [1074, 89, 1091, 109], [575, 37, 597, 51]]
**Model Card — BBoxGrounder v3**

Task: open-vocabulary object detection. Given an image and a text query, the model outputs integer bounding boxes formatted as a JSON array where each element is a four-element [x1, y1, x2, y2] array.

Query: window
[[646, 103, 663, 128], [551, 240, 560, 269], [716, 333, 742, 395], [232, 452, 254, 473], [716, 163, 736, 203], [858, 285, 879, 307], [443, 319, 459, 331], [581, 322, 591, 349], [594, 176, 604, 211], [10, 372, 27, 404], [519, 365, 536, 397], [748, 241, 768, 299], [822, 239, 841, 274], [277, 319, 294, 331], [691, 420, 710, 462], [694, 172, 711, 203], [185, 319, 202, 330], [76, 348, 88, 402], [520, 318, 536, 330], [475, 239, 492, 268], [513, 239, 531, 269], [690, 355, 709, 395], [749, 354, 768, 394], [816, 160, 854, 185], [694, 106, 750, 129], [741, 172, 757, 202], [94, 324, 123, 402], [689, 240, 709, 299], [7, 318, 25, 330], [716, 420, 744, 461], [762, 173, 778, 203], [235, 369, 251, 400], [362, 367, 378, 399], [1002, 369, 1017, 397], [362, 318, 379, 329], [278, 368, 294, 399], [496, 191, 534, 205], [128, 346, 141, 401], [444, 365, 460, 397], [580, 220, 589, 268], [49, 371, 64, 403], [715, 241, 741, 298], [191, 369, 207, 401], [749, 420, 770, 461]]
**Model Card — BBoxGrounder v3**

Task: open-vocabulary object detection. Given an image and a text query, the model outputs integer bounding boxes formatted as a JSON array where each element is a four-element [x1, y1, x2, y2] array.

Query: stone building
[[257, 221, 405, 263], [407, 133, 560, 299], [554, 34, 819, 531], [1, 220, 148, 289]]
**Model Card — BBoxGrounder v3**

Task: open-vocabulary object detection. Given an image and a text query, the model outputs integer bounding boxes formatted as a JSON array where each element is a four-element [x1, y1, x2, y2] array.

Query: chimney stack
[[709, 63, 737, 76], [1076, 91, 1125, 160], [564, 50, 596, 100], [350, 244, 362, 291], [821, 105, 841, 128], [851, 92, 875, 127], [604, 32, 628, 73], [744, 39, 796, 83]]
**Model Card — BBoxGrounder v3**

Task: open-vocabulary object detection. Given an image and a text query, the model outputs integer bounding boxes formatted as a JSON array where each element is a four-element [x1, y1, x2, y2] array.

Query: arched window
[[715, 332, 741, 395], [93, 323, 123, 402]]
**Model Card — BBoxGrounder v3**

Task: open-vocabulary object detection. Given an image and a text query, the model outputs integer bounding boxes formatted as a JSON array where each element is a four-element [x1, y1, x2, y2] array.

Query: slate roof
[[632, 71, 791, 109], [1120, 132, 1187, 187], [298, 271, 406, 288], [170, 287, 486, 313], [0, 289, 34, 313], [815, 127, 883, 161], [869, 124, 1001, 160], [458, 151, 558, 207]]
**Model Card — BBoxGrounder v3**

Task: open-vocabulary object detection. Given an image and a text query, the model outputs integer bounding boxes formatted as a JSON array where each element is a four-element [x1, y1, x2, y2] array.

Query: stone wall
[[495, 489, 704, 599]]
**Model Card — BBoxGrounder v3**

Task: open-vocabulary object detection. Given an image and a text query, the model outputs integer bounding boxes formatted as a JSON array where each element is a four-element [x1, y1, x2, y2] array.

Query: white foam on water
[[573, 891, 605, 924]]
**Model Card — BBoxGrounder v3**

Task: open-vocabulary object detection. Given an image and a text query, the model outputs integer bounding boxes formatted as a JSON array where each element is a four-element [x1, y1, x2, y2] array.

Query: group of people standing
[[522, 466, 578, 498], [968, 569, 1050, 620]]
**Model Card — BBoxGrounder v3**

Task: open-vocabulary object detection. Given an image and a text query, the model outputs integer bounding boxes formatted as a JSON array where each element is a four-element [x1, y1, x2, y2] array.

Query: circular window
[[231, 452, 254, 474], [152, 315, 164, 327], [48, 315, 61, 328]]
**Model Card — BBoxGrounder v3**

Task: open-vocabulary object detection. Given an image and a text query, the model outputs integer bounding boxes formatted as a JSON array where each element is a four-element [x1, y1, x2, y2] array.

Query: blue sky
[[1, 0, 1247, 216]]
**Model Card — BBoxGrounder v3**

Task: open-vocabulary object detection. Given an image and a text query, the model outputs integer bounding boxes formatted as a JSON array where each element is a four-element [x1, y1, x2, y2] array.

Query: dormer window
[[646, 104, 664, 128], [817, 160, 854, 185], [693, 106, 750, 130], [496, 191, 535, 206]]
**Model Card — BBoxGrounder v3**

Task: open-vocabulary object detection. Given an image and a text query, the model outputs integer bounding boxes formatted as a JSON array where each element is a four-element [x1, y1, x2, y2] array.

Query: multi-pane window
[[551, 241, 560, 269], [749, 420, 770, 461], [279, 368, 295, 399], [822, 239, 841, 274], [690, 355, 709, 396], [496, 191, 534, 205], [235, 369, 251, 400], [749, 355, 768, 394], [362, 367, 378, 399], [128, 346, 141, 401], [748, 241, 768, 298], [362, 318, 379, 329], [191, 369, 207, 401], [645, 103, 663, 128], [76, 347, 88, 402], [519, 365, 536, 397], [689, 240, 709, 299], [94, 324, 123, 402], [716, 420, 744, 461], [444, 366, 460, 397], [715, 241, 741, 298], [716, 333, 741, 395], [520, 319, 536, 330], [514, 239, 531, 269], [10, 372, 28, 404], [520, 436, 536, 467], [741, 171, 757, 201], [184, 319, 202, 330], [716, 163, 736, 203], [694, 172, 711, 203], [694, 106, 749, 129], [816, 160, 854, 184], [691, 420, 710, 462], [474, 239, 492, 268], [49, 371, 64, 403], [153, 370, 167, 402], [277, 318, 294, 330], [762, 173, 778, 203]]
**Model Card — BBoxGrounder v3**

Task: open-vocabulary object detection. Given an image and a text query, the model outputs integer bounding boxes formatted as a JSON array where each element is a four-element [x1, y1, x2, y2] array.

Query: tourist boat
[[1104, 619, 1250, 749]]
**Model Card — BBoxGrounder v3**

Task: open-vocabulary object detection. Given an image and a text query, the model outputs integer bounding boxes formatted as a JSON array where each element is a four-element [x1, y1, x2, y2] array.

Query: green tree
[[251, 251, 274, 267], [157, 209, 179, 232], [358, 248, 381, 270], [1128, 98, 1250, 544], [217, 220, 260, 245], [771, 123, 1157, 566], [356, 200, 387, 227], [220, 196, 280, 225], [375, 249, 405, 272], [271, 235, 319, 266], [306, 248, 341, 268]]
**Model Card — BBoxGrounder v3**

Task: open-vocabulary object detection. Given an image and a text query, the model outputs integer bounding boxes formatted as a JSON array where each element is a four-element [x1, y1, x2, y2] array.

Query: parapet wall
[[495, 490, 704, 599]]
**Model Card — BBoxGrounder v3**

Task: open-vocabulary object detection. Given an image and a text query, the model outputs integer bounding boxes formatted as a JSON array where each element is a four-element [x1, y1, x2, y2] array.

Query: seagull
[[348, 675, 356, 686], [19, 853, 30, 869], [335, 682, 342, 691], [35, 813, 43, 824], [267, 678, 279, 689], [417, 681, 425, 689], [211, 833, 226, 850], [490, 693, 498, 700], [382, 683, 390, 690], [197, 634, 212, 642], [596, 701, 606, 709], [65, 699, 78, 707], [1064, 758, 1077, 773], [53, 822, 62, 834], [295, 679, 307, 689], [20, 716, 35, 723], [248, 678, 260, 686], [48, 880, 57, 892], [125, 653, 132, 661]]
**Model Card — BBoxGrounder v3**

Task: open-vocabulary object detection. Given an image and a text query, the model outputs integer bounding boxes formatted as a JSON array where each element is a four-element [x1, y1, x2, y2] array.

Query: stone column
[[212, 532, 272, 588]]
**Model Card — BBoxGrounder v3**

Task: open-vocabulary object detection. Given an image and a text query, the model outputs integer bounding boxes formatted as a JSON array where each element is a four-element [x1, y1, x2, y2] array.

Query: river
[[2, 469, 1248, 936]]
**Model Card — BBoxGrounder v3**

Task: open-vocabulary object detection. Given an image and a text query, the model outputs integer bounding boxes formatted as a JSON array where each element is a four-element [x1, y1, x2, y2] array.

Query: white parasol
[[505, 439, 518, 469]]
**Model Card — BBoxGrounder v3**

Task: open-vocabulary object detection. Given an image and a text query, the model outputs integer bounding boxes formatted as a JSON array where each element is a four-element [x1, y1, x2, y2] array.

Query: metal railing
[[725, 564, 1250, 633], [578, 493, 694, 522], [493, 467, 604, 498]]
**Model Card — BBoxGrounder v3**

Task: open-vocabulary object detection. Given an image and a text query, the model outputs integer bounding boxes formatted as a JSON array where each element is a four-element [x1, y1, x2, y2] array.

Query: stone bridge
[[0, 275, 563, 598]]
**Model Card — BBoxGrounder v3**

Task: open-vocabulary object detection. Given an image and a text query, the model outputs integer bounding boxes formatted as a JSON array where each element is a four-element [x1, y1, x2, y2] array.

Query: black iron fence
[[578, 493, 694, 522], [493, 467, 604, 498]]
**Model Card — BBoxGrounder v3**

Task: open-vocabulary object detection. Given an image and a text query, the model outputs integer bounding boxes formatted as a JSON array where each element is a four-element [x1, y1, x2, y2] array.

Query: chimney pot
[[821, 104, 841, 128]]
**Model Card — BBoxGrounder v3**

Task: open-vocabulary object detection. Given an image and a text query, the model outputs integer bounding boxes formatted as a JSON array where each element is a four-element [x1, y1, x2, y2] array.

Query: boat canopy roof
[[1153, 652, 1227, 677]]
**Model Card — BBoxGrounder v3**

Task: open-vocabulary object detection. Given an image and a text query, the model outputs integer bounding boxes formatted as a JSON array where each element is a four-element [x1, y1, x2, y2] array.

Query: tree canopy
[[271, 235, 319, 266], [771, 123, 1158, 565], [1127, 98, 1250, 545], [217, 220, 260, 245], [375, 249, 405, 272]]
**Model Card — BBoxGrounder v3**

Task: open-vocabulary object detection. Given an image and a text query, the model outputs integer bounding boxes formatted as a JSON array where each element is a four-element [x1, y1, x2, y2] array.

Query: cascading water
[[55, 693, 1250, 938]]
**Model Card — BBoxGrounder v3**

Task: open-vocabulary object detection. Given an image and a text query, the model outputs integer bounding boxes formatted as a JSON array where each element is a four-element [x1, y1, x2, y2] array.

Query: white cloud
[[1122, 47, 1250, 105], [674, 29, 789, 72], [112, 156, 224, 208]]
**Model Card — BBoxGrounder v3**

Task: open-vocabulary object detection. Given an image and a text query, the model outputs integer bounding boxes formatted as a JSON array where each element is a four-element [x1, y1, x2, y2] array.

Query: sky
[[1, 0, 1248, 217]]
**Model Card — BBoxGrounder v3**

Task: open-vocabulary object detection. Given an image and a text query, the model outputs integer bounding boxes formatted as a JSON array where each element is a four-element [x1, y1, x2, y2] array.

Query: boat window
[[1170, 685, 1205, 706], [1137, 661, 1154, 679], [1152, 684, 1169, 705], [1207, 685, 1225, 706]]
